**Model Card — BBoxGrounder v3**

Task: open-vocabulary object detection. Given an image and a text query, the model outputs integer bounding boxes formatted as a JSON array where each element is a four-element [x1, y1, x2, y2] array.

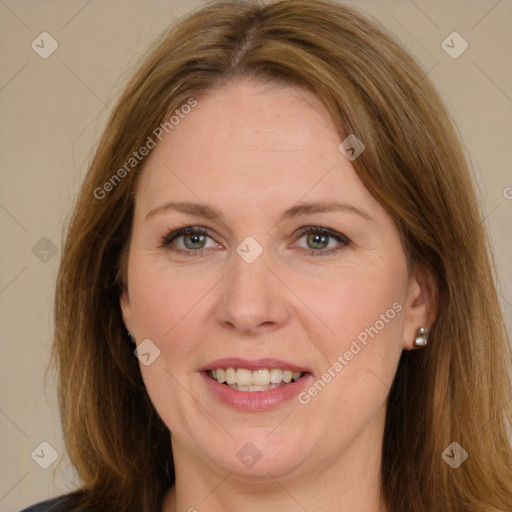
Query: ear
[[120, 286, 134, 335], [118, 242, 134, 335], [402, 263, 438, 350]]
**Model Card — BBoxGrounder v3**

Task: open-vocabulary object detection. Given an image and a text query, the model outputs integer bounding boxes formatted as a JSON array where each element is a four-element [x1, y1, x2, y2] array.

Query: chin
[[207, 430, 314, 480]]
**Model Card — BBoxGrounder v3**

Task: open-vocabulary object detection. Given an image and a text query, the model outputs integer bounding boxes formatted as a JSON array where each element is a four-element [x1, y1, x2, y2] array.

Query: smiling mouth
[[207, 367, 305, 391]]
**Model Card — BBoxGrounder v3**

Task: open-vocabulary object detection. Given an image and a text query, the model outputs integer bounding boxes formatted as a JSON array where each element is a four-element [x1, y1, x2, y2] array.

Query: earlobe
[[402, 264, 438, 350]]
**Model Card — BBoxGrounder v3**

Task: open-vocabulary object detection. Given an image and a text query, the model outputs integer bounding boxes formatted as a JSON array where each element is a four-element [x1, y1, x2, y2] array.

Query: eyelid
[[293, 225, 350, 245], [161, 226, 212, 247], [291, 226, 350, 256]]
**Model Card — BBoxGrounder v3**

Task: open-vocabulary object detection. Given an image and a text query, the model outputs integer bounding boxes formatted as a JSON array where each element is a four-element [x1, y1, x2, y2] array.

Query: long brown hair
[[54, 1, 512, 510]]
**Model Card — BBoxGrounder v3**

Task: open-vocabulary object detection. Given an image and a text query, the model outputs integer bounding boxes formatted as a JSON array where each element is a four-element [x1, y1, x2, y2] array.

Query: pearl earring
[[413, 327, 429, 347]]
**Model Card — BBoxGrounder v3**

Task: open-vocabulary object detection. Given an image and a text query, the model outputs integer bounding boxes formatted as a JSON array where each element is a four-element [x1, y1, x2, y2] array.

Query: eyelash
[[161, 225, 350, 258]]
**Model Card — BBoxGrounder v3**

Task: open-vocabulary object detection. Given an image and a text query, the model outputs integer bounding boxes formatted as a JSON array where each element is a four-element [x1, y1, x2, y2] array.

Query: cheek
[[297, 273, 406, 434], [129, 256, 206, 335], [308, 262, 406, 354], [127, 261, 213, 434], [127, 255, 223, 376], [300, 255, 407, 412]]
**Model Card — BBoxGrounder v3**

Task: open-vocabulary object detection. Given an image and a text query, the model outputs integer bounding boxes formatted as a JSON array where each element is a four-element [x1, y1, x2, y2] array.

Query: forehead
[[135, 79, 377, 221]]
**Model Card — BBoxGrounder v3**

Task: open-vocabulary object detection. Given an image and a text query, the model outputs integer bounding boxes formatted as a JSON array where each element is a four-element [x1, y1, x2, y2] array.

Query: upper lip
[[199, 357, 310, 373]]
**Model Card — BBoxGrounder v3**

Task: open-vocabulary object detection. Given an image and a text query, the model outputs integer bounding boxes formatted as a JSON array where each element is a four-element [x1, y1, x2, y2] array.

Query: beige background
[[0, 0, 511, 510]]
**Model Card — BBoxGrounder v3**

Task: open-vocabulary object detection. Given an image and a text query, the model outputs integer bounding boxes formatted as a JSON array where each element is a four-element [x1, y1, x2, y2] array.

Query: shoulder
[[19, 494, 82, 512]]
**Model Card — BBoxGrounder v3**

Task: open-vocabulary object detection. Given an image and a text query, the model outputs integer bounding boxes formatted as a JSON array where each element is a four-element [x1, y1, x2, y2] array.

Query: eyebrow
[[145, 200, 373, 222]]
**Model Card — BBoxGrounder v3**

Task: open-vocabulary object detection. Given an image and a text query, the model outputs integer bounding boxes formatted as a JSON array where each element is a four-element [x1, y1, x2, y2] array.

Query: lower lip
[[201, 371, 312, 411]]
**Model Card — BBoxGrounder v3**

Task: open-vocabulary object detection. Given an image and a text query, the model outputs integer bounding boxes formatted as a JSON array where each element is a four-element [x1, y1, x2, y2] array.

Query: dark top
[[19, 495, 78, 512]]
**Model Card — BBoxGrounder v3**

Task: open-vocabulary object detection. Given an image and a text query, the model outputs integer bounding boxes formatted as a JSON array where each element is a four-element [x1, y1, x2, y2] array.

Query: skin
[[121, 79, 436, 512]]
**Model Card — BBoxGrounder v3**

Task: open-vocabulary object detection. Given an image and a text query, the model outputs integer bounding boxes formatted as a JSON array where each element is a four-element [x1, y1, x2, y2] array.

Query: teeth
[[270, 368, 283, 384], [209, 367, 304, 388], [228, 383, 281, 391], [252, 369, 270, 386], [225, 368, 236, 385], [236, 368, 252, 386], [283, 370, 293, 383]]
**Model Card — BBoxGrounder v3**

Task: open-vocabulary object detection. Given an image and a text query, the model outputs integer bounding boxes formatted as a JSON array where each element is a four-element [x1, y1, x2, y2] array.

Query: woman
[[22, 0, 512, 511]]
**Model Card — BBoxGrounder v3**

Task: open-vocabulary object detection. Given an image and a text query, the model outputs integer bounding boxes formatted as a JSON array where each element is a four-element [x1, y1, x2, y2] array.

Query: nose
[[214, 245, 291, 336]]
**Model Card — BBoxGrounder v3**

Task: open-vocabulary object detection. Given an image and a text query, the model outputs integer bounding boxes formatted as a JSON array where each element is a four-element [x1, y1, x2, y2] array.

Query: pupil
[[184, 233, 206, 249], [308, 233, 328, 249]]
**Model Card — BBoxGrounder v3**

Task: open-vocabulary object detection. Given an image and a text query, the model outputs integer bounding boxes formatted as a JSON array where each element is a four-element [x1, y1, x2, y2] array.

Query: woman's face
[[121, 80, 430, 481]]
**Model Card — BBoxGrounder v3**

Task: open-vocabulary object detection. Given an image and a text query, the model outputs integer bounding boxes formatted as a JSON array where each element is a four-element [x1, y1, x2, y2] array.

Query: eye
[[161, 225, 349, 258], [293, 226, 350, 256], [162, 226, 220, 255]]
